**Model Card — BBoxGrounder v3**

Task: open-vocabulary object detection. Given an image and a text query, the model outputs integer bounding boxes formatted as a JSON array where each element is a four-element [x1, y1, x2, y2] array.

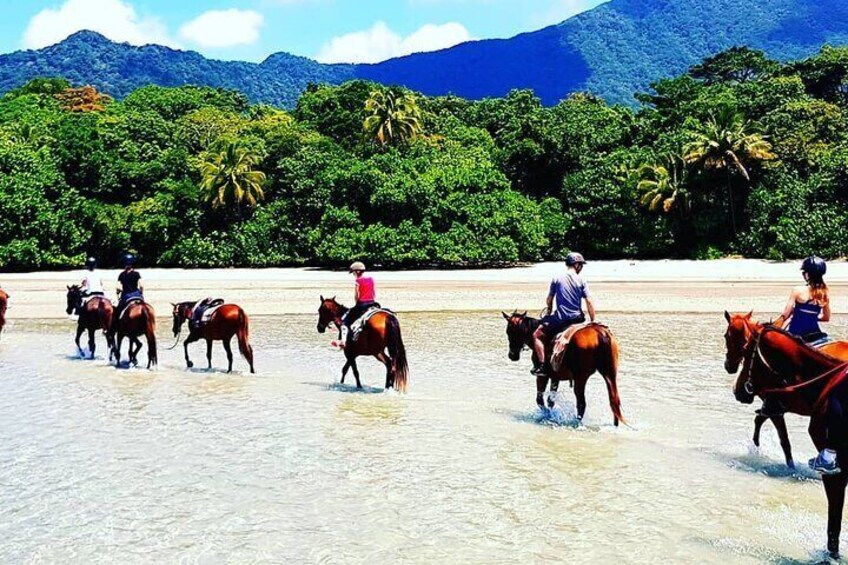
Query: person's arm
[[585, 296, 596, 322], [545, 294, 553, 316], [354, 281, 360, 304], [775, 289, 799, 328]]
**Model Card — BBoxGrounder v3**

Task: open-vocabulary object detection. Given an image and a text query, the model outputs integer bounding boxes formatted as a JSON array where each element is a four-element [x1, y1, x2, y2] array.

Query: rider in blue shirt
[[777, 256, 830, 343], [531, 252, 596, 377]]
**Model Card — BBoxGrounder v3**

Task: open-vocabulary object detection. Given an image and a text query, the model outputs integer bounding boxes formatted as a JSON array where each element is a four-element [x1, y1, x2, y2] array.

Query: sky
[[0, 0, 608, 64]]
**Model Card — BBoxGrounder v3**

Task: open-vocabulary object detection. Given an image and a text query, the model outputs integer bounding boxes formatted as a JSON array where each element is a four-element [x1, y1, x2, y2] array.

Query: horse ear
[[724, 310, 731, 323], [320, 295, 324, 302], [745, 310, 753, 320], [331, 296, 336, 302], [521, 311, 527, 317], [502, 311, 510, 320]]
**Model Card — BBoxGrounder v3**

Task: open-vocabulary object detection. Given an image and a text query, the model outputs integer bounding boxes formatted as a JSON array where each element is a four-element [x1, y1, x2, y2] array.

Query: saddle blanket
[[81, 294, 106, 307], [192, 299, 225, 324], [350, 307, 395, 339], [119, 298, 144, 321], [551, 323, 608, 372]]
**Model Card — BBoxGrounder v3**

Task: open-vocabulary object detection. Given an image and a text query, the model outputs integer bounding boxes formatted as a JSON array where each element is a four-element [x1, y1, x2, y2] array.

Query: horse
[[110, 300, 157, 369], [502, 311, 625, 426], [0, 288, 7, 340], [66, 285, 114, 360], [172, 301, 255, 373], [735, 327, 848, 558], [725, 311, 848, 467], [317, 296, 408, 392]]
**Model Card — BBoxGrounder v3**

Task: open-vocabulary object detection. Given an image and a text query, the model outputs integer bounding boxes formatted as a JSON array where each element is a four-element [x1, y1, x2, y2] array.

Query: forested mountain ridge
[[1, 0, 848, 107]]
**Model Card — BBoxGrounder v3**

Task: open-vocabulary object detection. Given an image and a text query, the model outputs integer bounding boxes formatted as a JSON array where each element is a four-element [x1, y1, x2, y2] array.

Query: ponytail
[[809, 275, 829, 307]]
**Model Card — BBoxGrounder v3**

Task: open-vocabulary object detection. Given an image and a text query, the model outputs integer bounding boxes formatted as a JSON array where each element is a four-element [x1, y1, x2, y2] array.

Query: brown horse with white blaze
[[317, 296, 408, 392], [66, 285, 114, 359], [0, 288, 7, 340], [172, 302, 255, 373], [110, 301, 157, 369], [503, 311, 625, 426]]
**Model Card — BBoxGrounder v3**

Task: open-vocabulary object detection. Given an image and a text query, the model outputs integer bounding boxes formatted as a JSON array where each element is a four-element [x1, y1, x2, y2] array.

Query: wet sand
[[3, 259, 848, 320]]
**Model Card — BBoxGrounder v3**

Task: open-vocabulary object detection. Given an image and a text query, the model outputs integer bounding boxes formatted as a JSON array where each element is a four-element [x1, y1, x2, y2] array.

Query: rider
[[80, 257, 104, 297], [776, 256, 830, 343], [115, 253, 144, 322], [531, 252, 596, 377], [335, 261, 378, 349]]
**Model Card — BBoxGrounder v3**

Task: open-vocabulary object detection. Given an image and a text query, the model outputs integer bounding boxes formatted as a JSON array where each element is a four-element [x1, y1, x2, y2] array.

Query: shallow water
[[1, 312, 847, 564]]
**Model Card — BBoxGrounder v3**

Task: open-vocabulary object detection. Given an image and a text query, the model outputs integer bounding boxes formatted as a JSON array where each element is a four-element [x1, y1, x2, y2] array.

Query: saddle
[[81, 293, 105, 307], [804, 332, 831, 348], [191, 298, 225, 328], [350, 307, 394, 340], [551, 322, 608, 372]]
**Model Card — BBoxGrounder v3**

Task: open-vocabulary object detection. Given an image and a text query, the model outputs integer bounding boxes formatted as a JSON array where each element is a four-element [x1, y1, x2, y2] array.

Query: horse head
[[724, 310, 756, 374], [66, 285, 82, 316], [317, 295, 344, 333], [172, 302, 193, 336], [502, 311, 530, 362]]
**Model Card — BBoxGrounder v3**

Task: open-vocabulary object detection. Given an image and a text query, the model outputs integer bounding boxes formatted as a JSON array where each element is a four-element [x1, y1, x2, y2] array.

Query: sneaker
[[809, 450, 842, 475]]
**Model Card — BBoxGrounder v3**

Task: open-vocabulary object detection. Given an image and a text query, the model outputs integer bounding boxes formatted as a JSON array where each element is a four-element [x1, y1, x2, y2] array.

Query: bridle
[[318, 302, 345, 332], [739, 328, 784, 396]]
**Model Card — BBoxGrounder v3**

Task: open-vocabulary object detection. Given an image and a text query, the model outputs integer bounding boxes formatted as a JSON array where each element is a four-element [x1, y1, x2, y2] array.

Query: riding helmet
[[349, 261, 366, 273], [802, 255, 827, 277], [565, 252, 587, 267], [85, 256, 97, 270], [122, 253, 137, 268]]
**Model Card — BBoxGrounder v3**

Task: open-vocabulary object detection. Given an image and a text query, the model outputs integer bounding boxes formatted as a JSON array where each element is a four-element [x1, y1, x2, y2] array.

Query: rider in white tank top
[[81, 257, 104, 296]]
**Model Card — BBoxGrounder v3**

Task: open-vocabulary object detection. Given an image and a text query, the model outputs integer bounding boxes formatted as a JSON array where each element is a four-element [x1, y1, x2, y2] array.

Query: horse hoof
[[187, 361, 194, 368], [787, 460, 796, 470]]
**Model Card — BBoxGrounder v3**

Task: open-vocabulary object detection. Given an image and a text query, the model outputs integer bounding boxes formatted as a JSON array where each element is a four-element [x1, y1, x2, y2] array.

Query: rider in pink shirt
[[338, 261, 379, 348]]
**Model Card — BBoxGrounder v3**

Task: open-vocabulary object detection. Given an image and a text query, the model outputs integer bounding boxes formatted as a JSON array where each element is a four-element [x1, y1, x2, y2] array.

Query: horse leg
[[548, 379, 560, 409], [350, 359, 362, 389], [130, 338, 142, 366], [752, 413, 767, 448], [88, 327, 97, 359], [340, 361, 350, 384], [573, 377, 588, 421], [223, 338, 234, 373], [206, 339, 213, 370], [114, 335, 124, 367], [769, 415, 795, 469], [183, 333, 199, 369], [376, 352, 393, 390], [74, 324, 85, 356], [536, 376, 548, 409], [824, 473, 848, 558]]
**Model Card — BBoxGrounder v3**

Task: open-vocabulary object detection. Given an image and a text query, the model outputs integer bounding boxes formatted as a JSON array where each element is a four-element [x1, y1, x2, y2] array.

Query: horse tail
[[386, 315, 409, 393], [144, 304, 158, 368], [597, 326, 625, 426], [236, 308, 255, 373]]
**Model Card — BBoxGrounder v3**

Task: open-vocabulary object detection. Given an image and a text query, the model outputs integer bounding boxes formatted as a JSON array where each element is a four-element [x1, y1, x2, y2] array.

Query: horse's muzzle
[[317, 324, 326, 334], [734, 384, 755, 404], [508, 350, 520, 362], [724, 358, 740, 374]]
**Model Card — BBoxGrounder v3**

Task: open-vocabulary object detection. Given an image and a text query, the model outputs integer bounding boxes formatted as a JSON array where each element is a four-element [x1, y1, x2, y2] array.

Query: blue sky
[[0, 0, 608, 63]]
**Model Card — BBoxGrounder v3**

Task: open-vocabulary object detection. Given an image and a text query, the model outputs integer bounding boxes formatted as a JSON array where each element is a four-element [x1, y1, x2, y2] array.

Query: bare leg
[[824, 474, 848, 558], [770, 415, 795, 469], [532, 327, 547, 368], [206, 339, 213, 369], [223, 338, 234, 373], [573, 377, 587, 421]]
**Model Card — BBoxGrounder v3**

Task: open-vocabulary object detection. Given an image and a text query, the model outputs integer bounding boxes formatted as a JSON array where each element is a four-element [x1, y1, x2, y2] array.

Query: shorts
[[539, 314, 585, 338]]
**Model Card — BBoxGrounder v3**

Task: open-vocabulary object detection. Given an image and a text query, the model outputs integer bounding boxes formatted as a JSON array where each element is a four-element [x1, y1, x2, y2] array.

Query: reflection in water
[[1, 312, 847, 563]]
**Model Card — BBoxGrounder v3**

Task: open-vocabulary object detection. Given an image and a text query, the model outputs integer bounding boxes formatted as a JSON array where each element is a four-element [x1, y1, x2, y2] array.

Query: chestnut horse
[[735, 326, 848, 558], [0, 288, 7, 340], [172, 301, 255, 373], [110, 301, 157, 369], [317, 296, 408, 392], [724, 311, 848, 467], [66, 285, 115, 359], [502, 312, 625, 426]]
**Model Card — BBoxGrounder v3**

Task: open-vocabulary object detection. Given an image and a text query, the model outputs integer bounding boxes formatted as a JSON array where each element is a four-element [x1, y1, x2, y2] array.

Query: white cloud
[[22, 0, 176, 49], [179, 9, 264, 49], [316, 21, 473, 64]]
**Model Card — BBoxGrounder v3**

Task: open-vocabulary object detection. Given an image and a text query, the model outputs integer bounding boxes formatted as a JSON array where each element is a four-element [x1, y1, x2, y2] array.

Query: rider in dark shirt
[[116, 253, 144, 318]]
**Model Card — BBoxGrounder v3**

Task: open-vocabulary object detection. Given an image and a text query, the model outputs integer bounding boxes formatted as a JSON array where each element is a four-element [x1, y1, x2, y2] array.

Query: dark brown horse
[[735, 326, 848, 558], [0, 288, 7, 340], [502, 312, 625, 426], [725, 312, 848, 467], [172, 301, 255, 373], [66, 285, 114, 359], [317, 296, 408, 392], [110, 301, 157, 369]]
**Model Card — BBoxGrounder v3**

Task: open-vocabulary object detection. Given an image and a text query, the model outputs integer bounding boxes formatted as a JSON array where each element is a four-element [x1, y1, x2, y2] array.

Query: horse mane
[[760, 325, 842, 365]]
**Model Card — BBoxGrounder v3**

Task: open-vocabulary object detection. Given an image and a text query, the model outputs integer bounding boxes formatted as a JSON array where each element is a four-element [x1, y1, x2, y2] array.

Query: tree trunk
[[726, 168, 737, 238]]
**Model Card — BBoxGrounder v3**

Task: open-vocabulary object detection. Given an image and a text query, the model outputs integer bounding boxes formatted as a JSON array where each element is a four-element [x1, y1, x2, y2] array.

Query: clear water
[[0, 312, 845, 564]]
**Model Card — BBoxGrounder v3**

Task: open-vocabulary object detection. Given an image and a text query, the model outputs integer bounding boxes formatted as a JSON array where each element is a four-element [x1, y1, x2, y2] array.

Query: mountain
[[2, 0, 848, 107]]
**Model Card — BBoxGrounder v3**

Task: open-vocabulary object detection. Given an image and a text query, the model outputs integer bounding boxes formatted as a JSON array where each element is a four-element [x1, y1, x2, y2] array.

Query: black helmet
[[85, 256, 97, 270], [565, 252, 587, 267], [122, 253, 136, 268], [802, 256, 827, 278]]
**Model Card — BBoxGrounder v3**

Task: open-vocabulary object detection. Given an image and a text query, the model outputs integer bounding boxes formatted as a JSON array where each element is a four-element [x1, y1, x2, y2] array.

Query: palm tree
[[683, 107, 775, 234], [637, 153, 690, 215], [364, 89, 423, 146], [199, 141, 266, 219]]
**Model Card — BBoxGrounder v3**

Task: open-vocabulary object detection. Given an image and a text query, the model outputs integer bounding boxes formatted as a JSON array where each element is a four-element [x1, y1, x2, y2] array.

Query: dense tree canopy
[[2, 45, 848, 270]]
